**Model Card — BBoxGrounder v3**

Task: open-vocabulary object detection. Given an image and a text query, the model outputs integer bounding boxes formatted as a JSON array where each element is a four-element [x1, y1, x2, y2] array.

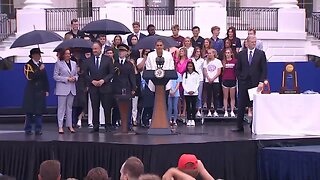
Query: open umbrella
[[53, 38, 93, 52], [134, 35, 177, 50], [81, 19, 131, 35], [10, 30, 63, 48]]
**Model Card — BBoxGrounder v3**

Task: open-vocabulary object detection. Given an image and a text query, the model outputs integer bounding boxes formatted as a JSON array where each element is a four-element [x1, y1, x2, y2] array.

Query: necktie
[[121, 59, 124, 65], [135, 34, 139, 40], [95, 56, 100, 69], [248, 51, 253, 65]]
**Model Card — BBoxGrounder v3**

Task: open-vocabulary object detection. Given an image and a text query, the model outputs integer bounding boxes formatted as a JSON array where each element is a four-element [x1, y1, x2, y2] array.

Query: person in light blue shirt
[[168, 72, 182, 126]]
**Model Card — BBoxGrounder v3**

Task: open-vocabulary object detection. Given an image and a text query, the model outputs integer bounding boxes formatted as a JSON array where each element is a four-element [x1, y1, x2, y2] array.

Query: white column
[[17, 0, 53, 34], [193, 0, 226, 38], [103, 0, 133, 28], [24, 0, 53, 9], [270, 0, 298, 9]]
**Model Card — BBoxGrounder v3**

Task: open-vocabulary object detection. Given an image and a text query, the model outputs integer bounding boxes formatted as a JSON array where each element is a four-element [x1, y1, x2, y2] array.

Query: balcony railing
[[0, 14, 16, 42], [307, 13, 320, 39], [133, 7, 194, 31], [45, 7, 100, 31], [227, 7, 278, 31]]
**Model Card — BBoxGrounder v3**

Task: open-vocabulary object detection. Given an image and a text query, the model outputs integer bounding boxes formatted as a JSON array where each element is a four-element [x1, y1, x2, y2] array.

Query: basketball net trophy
[[280, 63, 299, 94], [143, 56, 177, 135]]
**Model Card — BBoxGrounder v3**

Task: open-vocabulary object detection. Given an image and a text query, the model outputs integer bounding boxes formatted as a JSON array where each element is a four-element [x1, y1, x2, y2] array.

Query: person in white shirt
[[183, 37, 194, 59], [191, 47, 205, 117], [145, 39, 175, 92], [182, 61, 200, 126], [203, 49, 223, 117]]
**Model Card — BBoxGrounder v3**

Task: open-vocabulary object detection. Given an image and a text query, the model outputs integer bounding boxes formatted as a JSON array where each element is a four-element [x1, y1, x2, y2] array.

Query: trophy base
[[148, 128, 173, 135], [280, 90, 299, 94]]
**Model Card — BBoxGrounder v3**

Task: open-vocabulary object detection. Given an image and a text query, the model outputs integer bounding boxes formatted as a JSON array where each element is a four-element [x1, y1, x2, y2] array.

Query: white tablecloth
[[252, 94, 320, 135]]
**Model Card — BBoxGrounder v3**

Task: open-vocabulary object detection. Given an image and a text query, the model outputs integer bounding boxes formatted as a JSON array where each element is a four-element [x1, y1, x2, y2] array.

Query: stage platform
[[1, 122, 320, 180]]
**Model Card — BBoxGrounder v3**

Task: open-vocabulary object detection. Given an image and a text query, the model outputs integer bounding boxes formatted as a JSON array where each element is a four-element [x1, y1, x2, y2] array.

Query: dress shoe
[[25, 131, 33, 135], [231, 127, 244, 132], [68, 127, 76, 133], [35, 131, 42, 136], [90, 129, 99, 133]]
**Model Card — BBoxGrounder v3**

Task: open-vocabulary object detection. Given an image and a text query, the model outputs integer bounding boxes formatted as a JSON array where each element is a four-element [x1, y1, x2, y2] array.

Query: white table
[[252, 94, 320, 135]]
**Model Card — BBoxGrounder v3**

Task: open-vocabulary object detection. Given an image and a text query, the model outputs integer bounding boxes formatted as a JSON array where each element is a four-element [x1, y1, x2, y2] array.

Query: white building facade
[[0, 0, 319, 62]]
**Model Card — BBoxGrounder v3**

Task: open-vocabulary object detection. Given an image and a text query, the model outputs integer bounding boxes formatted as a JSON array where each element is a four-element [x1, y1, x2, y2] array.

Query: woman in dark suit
[[71, 49, 88, 127]]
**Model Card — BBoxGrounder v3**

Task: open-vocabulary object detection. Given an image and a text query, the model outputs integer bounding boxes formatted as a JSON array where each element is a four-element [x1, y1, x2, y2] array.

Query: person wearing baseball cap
[[163, 154, 215, 180], [23, 48, 49, 136], [111, 43, 136, 131]]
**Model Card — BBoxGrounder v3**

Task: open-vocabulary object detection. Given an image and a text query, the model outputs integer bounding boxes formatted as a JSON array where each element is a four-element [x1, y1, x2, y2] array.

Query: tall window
[[226, 0, 240, 17], [77, 0, 93, 17], [0, 0, 15, 19], [145, 0, 175, 15], [298, 0, 313, 18]]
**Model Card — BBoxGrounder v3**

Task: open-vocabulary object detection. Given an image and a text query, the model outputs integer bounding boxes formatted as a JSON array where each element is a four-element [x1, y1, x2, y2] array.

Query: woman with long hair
[[183, 37, 194, 59], [112, 35, 122, 60], [53, 48, 78, 134], [129, 35, 140, 61], [175, 47, 191, 118], [191, 47, 205, 117], [222, 48, 237, 117], [137, 49, 153, 127], [224, 27, 241, 53], [182, 61, 200, 126], [203, 49, 223, 117], [201, 38, 212, 58]]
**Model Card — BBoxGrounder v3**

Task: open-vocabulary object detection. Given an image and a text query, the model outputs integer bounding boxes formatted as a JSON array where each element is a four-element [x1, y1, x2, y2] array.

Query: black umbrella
[[10, 30, 63, 48], [134, 35, 177, 49], [81, 19, 131, 35], [53, 38, 93, 52]]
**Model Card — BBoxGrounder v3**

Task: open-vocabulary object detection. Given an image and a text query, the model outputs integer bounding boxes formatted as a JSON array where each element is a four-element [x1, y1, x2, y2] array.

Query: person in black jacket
[[232, 35, 267, 132], [112, 44, 136, 131], [23, 48, 49, 135], [65, 19, 84, 39], [86, 41, 115, 133]]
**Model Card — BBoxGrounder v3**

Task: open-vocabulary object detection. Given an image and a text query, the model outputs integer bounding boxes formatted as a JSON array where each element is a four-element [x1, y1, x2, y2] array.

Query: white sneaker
[[224, 111, 229, 117], [230, 111, 236, 117], [203, 103, 207, 108], [191, 120, 196, 126], [77, 120, 82, 127], [196, 110, 201, 117], [207, 111, 212, 117], [186, 120, 191, 126], [213, 111, 219, 117], [88, 124, 93, 128]]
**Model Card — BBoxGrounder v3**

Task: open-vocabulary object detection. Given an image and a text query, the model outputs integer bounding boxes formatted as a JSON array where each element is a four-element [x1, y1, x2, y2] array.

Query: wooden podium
[[143, 70, 177, 135], [114, 94, 133, 134]]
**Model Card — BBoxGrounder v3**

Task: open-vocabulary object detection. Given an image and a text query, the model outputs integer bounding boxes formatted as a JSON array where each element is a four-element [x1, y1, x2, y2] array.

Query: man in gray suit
[[53, 48, 78, 134]]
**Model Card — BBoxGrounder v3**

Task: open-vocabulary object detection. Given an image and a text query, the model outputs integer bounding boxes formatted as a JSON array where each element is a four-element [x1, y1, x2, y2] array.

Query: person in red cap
[[163, 154, 215, 180]]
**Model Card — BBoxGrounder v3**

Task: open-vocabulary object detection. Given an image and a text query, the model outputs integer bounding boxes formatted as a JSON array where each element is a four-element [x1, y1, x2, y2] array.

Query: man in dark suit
[[126, 21, 146, 47], [86, 41, 115, 132], [23, 48, 49, 135], [112, 44, 136, 130], [233, 35, 267, 132]]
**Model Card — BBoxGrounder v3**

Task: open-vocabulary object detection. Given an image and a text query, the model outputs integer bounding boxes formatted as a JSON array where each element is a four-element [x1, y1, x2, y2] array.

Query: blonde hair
[[206, 48, 218, 64]]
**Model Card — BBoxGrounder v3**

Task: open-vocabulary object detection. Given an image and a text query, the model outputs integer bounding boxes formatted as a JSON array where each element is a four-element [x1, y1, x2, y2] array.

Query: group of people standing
[[22, 19, 267, 135]]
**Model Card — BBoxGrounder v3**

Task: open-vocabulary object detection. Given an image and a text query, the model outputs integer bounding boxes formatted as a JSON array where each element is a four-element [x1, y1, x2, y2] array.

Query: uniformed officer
[[112, 44, 136, 130], [23, 48, 49, 135]]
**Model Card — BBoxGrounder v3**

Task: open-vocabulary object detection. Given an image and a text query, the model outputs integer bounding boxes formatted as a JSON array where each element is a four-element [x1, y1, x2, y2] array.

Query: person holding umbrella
[[53, 48, 78, 134], [23, 48, 49, 135], [71, 49, 88, 128]]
